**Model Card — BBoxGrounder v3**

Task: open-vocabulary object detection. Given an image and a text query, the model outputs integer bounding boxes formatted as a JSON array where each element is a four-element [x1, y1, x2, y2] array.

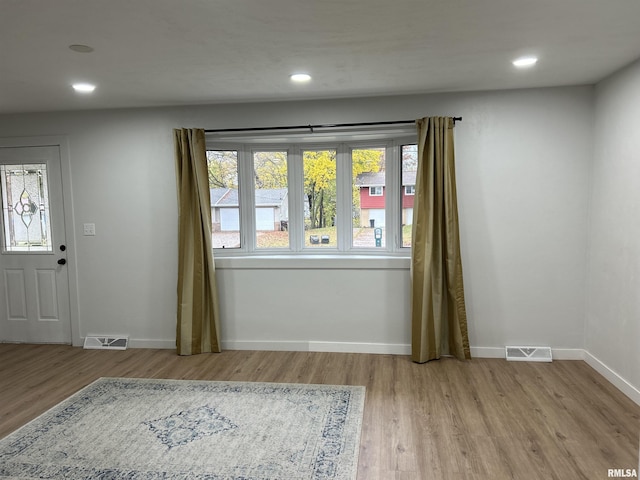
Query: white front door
[[0, 146, 71, 343]]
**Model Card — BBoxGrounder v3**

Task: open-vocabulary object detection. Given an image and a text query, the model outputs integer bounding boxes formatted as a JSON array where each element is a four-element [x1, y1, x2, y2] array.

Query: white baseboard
[[308, 341, 411, 355], [90, 338, 409, 354], [116, 340, 584, 360], [469, 347, 504, 358], [118, 338, 176, 349], [549, 348, 586, 360], [584, 351, 640, 406], [222, 340, 411, 355], [221, 340, 312, 352], [471, 346, 586, 360]]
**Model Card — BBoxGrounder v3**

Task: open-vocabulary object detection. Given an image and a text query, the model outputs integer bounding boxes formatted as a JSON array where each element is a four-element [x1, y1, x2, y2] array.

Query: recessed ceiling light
[[290, 73, 311, 82], [72, 83, 96, 93], [512, 56, 538, 68], [69, 44, 94, 53]]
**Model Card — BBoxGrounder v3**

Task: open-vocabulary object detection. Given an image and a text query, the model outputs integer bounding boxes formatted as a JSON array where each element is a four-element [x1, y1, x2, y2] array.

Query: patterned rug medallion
[[0, 377, 366, 479]]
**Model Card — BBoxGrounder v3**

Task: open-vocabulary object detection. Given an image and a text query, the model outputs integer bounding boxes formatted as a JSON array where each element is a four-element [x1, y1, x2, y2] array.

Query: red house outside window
[[354, 171, 416, 228]]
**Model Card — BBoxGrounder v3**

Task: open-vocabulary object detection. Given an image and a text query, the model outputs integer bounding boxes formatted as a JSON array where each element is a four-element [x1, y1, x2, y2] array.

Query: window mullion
[[336, 145, 352, 252], [238, 146, 255, 252], [287, 147, 303, 252], [385, 143, 400, 252]]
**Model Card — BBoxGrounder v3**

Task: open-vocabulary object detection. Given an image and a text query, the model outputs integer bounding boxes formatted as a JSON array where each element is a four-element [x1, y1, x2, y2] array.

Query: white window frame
[[405, 185, 415, 195], [207, 132, 415, 257], [369, 186, 383, 196]]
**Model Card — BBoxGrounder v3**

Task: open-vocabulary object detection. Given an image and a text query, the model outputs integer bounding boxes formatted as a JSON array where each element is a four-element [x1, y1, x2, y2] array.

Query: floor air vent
[[83, 336, 129, 350], [505, 346, 552, 362]]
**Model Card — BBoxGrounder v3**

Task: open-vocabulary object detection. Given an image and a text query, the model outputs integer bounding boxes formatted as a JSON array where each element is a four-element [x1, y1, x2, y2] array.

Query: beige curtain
[[174, 128, 221, 355], [411, 117, 470, 363]]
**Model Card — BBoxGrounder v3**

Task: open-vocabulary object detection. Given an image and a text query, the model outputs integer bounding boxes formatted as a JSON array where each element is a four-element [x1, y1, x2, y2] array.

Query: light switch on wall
[[83, 223, 96, 236]]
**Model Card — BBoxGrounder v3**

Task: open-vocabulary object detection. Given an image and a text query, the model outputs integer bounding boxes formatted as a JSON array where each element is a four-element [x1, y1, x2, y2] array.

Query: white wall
[[0, 86, 592, 355], [587, 59, 640, 395]]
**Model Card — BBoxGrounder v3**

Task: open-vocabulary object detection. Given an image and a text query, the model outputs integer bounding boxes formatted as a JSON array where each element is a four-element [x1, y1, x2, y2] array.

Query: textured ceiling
[[1, 0, 639, 114]]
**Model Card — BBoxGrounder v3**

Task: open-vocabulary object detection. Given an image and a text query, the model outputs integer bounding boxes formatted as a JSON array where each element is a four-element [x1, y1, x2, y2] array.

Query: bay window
[[207, 132, 415, 256]]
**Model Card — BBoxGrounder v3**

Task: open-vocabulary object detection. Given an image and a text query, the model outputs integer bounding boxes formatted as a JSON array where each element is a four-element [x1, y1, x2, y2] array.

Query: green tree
[[353, 148, 384, 176], [207, 150, 238, 188], [304, 150, 336, 229], [254, 151, 287, 189], [303, 148, 385, 229]]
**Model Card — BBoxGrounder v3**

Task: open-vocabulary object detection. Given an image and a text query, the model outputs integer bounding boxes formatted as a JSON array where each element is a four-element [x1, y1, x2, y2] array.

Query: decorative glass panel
[[0, 164, 53, 252]]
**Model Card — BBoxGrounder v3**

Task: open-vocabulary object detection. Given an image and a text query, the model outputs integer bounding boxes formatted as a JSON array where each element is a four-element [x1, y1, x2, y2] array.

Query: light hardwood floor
[[0, 344, 638, 479]]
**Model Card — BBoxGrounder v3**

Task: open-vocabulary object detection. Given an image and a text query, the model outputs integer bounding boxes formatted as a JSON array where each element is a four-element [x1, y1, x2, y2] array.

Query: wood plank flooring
[[0, 345, 638, 479]]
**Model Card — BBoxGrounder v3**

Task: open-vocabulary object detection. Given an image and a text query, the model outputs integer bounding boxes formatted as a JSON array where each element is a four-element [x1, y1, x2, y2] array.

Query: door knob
[[57, 258, 67, 265]]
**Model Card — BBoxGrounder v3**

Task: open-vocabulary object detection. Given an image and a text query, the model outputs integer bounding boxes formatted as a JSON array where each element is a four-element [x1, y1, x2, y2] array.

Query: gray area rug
[[0, 377, 366, 479]]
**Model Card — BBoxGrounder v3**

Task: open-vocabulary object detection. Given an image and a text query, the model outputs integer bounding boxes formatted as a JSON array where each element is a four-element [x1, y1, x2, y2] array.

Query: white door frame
[[0, 136, 80, 346]]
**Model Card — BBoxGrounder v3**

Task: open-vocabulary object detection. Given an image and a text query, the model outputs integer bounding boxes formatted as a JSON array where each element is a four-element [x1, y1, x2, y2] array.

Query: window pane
[[352, 147, 386, 248], [401, 144, 417, 248], [303, 149, 336, 248], [207, 150, 240, 249], [254, 151, 289, 249], [0, 164, 52, 252]]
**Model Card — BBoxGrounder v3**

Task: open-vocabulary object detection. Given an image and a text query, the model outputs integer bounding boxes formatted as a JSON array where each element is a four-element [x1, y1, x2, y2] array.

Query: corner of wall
[[584, 350, 640, 406]]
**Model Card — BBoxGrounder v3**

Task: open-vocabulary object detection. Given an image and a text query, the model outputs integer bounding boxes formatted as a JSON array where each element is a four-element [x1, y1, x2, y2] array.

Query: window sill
[[214, 255, 411, 270]]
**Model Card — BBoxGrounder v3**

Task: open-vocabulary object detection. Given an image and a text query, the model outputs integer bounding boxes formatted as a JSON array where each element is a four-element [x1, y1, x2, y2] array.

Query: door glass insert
[[0, 163, 53, 252]]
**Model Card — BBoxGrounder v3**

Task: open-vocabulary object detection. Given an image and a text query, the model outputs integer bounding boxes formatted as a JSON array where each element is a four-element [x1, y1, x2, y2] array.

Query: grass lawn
[[255, 227, 338, 248], [255, 225, 413, 248], [256, 230, 290, 248], [304, 226, 337, 247]]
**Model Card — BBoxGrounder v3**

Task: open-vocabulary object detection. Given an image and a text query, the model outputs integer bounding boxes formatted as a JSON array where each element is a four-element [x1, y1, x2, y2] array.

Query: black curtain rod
[[205, 117, 461, 134]]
